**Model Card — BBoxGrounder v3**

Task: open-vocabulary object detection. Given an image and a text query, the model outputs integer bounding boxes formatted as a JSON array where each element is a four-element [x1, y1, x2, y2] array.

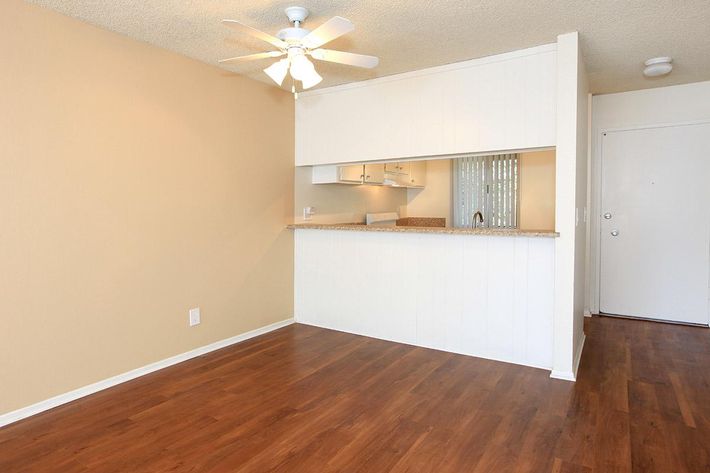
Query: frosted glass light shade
[[264, 59, 289, 86], [289, 54, 314, 81], [300, 68, 323, 89]]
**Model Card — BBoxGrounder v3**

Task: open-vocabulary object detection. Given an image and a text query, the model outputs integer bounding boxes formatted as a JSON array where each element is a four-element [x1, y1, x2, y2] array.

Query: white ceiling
[[28, 0, 710, 94]]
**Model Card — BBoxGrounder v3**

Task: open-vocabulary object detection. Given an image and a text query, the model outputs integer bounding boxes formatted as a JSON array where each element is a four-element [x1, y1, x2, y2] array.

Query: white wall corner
[[552, 31, 581, 378], [0, 318, 295, 428], [550, 332, 585, 382]]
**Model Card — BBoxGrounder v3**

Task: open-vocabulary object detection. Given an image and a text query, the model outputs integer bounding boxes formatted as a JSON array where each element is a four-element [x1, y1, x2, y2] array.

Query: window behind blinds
[[453, 154, 519, 228]]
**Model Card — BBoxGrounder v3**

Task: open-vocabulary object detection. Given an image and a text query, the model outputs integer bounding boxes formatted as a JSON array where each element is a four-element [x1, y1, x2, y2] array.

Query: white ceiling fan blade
[[310, 49, 379, 69], [222, 19, 287, 49], [302, 16, 354, 49], [219, 51, 284, 64]]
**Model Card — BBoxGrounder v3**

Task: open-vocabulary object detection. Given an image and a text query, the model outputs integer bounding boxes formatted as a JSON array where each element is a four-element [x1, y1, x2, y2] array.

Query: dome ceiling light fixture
[[219, 6, 379, 97], [643, 57, 673, 77]]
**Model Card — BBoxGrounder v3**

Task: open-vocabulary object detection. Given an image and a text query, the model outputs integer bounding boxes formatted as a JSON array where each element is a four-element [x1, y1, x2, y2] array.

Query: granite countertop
[[287, 223, 559, 238]]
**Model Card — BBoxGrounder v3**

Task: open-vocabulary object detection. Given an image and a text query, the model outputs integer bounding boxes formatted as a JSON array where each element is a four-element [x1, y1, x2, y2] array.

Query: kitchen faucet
[[472, 211, 484, 228]]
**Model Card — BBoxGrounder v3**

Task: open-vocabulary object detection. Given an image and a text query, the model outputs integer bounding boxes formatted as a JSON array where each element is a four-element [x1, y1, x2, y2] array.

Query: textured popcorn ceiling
[[28, 0, 710, 94]]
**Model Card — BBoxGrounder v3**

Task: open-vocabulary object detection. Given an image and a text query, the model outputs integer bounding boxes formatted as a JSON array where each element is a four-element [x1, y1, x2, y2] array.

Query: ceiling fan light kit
[[220, 6, 379, 94]]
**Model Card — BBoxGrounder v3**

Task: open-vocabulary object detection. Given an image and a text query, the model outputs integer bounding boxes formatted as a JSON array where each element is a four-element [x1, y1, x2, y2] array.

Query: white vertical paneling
[[526, 238, 555, 367], [415, 234, 465, 352], [504, 57, 526, 147], [512, 238, 530, 362], [391, 232, 421, 345], [415, 73, 445, 156], [295, 44, 557, 165], [485, 237, 516, 359], [294, 229, 555, 370], [522, 52, 557, 146], [460, 235, 489, 358]]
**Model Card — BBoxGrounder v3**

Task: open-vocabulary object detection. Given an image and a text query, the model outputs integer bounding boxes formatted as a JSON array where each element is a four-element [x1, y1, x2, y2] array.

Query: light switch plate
[[303, 206, 316, 220], [189, 307, 200, 326]]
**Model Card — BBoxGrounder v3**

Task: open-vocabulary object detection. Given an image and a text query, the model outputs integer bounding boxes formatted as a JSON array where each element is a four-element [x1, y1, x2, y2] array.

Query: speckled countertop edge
[[287, 223, 559, 238]]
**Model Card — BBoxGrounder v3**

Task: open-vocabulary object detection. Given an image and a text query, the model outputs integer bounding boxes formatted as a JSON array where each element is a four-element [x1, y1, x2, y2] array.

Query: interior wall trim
[[0, 318, 294, 428], [550, 333, 586, 382]]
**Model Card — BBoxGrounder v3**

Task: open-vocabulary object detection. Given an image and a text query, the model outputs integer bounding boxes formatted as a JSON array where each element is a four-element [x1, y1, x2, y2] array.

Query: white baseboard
[[549, 369, 576, 382], [0, 318, 294, 428], [584, 309, 593, 317], [572, 333, 586, 379], [549, 332, 586, 382]]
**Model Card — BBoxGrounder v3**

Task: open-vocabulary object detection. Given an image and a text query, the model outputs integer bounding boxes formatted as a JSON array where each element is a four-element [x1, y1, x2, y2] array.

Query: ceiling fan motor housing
[[277, 27, 310, 43], [285, 6, 309, 24]]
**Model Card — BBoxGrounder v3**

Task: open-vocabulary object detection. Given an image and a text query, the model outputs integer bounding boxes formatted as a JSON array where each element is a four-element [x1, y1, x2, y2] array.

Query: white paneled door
[[600, 123, 710, 325]]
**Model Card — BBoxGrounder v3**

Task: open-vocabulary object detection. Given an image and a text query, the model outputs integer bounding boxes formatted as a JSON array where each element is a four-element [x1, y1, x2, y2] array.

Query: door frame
[[589, 118, 710, 318]]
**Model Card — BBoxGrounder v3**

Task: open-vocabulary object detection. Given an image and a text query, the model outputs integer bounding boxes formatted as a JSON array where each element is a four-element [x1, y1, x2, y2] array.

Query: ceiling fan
[[219, 6, 379, 93]]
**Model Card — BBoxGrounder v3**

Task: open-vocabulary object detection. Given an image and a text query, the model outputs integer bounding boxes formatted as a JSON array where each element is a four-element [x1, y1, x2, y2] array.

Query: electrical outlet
[[189, 307, 200, 327]]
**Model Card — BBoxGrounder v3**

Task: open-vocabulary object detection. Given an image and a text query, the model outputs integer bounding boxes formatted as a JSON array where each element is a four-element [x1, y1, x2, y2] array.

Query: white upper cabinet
[[363, 163, 385, 184], [295, 44, 557, 166], [384, 162, 409, 175], [407, 161, 426, 188], [312, 164, 363, 184]]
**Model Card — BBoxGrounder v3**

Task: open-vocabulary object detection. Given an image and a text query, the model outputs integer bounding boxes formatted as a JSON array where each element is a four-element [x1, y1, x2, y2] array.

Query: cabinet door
[[339, 165, 365, 183], [385, 162, 409, 175], [364, 164, 385, 184], [407, 161, 427, 187]]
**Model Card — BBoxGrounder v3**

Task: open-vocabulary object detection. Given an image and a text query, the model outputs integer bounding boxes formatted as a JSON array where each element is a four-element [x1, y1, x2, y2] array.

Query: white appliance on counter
[[366, 212, 398, 226]]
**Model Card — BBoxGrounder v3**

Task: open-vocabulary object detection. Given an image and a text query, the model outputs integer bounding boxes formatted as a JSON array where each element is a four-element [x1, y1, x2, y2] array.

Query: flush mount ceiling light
[[219, 6, 379, 94], [643, 57, 673, 77]]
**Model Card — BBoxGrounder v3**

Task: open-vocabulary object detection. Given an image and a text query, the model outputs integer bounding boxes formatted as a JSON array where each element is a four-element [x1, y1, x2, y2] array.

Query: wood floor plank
[[2, 317, 710, 472]]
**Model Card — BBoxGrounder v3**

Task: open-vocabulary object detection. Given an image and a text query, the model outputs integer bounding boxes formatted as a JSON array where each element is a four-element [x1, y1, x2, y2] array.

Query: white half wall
[[589, 81, 710, 314], [294, 229, 555, 370]]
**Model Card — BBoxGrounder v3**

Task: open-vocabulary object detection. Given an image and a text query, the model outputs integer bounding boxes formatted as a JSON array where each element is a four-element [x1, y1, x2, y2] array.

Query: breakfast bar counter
[[287, 223, 558, 238]]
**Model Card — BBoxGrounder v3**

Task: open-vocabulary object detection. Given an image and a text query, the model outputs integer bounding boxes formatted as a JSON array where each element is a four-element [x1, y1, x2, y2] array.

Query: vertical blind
[[453, 154, 519, 228]]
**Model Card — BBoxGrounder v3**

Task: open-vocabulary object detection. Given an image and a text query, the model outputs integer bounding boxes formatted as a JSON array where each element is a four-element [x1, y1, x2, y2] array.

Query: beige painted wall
[[294, 167, 407, 223], [0, 1, 294, 415], [519, 151, 556, 231], [406, 160, 453, 225]]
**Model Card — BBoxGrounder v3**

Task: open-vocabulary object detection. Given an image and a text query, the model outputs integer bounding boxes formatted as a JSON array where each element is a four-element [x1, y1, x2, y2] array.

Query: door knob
[[610, 230, 619, 236], [603, 212, 612, 219]]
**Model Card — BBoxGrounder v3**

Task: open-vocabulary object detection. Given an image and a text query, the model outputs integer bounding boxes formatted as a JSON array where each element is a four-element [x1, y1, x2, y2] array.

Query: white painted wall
[[589, 81, 710, 314], [296, 44, 557, 165], [552, 32, 588, 381], [573, 53, 590, 370], [294, 229, 555, 369]]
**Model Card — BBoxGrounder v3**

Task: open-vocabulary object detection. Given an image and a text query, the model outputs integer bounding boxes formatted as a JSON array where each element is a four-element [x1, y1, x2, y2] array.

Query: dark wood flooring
[[1, 316, 710, 472]]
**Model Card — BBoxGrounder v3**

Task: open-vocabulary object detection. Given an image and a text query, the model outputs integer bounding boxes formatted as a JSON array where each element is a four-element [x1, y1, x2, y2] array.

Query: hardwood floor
[[2, 316, 710, 472]]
